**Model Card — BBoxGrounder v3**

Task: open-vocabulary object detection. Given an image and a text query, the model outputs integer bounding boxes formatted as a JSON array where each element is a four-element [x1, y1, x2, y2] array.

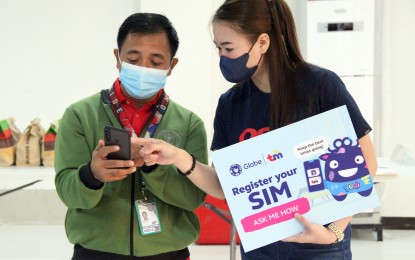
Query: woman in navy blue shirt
[[136, 0, 377, 259]]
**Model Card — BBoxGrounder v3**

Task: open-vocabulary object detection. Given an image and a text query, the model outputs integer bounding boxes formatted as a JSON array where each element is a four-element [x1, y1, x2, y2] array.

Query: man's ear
[[167, 57, 179, 76], [114, 48, 121, 71], [258, 33, 270, 54]]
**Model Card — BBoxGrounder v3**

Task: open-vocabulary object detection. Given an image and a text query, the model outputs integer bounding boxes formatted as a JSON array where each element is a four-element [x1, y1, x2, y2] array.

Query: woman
[[137, 0, 377, 259]]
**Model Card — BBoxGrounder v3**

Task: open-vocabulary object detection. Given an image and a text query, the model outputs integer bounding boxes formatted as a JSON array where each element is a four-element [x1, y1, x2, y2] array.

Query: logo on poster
[[266, 149, 283, 162], [229, 164, 242, 176]]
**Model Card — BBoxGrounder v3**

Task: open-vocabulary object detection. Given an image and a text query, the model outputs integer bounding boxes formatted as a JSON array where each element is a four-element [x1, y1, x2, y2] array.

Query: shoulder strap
[[101, 89, 111, 104]]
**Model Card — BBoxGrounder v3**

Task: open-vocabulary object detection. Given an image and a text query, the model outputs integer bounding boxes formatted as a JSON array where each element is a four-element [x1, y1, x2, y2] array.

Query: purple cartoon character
[[319, 137, 373, 201]]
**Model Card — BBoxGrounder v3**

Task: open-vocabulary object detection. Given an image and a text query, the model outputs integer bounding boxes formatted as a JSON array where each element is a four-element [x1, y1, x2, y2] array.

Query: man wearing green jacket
[[55, 13, 208, 259]]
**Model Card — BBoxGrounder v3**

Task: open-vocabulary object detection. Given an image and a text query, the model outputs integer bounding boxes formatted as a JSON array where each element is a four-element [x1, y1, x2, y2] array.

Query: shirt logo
[[157, 130, 181, 147]]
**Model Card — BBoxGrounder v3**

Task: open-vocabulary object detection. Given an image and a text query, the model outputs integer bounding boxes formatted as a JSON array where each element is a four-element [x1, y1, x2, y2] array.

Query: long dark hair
[[212, 0, 305, 129]]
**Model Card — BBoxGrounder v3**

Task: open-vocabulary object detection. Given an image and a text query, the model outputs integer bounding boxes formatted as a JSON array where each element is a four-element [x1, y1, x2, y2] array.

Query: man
[[54, 13, 207, 259]]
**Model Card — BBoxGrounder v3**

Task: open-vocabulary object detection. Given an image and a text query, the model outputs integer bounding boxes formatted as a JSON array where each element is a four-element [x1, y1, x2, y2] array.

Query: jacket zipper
[[130, 172, 136, 256]]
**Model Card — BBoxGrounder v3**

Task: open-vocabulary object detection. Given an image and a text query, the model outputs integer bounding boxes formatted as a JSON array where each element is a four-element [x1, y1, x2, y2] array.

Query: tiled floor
[[0, 225, 414, 259]]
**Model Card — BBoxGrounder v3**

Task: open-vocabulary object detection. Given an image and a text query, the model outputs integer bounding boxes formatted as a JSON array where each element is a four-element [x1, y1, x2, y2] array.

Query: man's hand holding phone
[[89, 126, 138, 183]]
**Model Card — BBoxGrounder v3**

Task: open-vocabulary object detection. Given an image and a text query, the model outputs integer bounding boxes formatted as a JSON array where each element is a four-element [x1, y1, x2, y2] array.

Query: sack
[[0, 118, 21, 166], [16, 118, 45, 166], [41, 120, 60, 167]]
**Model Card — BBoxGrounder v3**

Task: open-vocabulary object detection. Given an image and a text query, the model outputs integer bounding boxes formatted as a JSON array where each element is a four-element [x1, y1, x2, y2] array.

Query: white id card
[[135, 199, 162, 236]]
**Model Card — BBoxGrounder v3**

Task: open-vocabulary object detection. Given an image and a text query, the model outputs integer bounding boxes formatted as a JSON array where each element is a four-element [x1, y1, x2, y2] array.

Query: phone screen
[[303, 159, 325, 192], [104, 126, 131, 160]]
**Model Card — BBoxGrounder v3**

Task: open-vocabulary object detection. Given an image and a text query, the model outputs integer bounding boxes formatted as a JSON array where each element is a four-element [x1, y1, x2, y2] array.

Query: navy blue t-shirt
[[211, 64, 371, 150]]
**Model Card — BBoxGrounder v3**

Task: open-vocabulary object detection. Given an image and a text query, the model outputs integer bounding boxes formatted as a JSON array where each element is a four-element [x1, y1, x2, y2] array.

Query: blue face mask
[[219, 43, 261, 83], [119, 61, 169, 100]]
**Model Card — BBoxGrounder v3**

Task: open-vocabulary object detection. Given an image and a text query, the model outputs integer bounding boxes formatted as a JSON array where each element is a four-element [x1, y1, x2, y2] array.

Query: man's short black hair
[[117, 13, 179, 59]]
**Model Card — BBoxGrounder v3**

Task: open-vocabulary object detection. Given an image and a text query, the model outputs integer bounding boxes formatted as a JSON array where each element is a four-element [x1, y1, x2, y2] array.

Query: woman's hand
[[134, 137, 225, 199], [130, 138, 145, 167], [282, 213, 337, 244], [133, 137, 180, 166]]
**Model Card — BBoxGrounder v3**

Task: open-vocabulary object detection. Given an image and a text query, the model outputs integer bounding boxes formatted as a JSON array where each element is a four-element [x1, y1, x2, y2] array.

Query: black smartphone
[[104, 125, 131, 160]]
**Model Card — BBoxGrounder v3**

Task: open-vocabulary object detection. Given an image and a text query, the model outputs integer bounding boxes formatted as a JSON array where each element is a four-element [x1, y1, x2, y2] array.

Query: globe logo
[[229, 164, 242, 176]]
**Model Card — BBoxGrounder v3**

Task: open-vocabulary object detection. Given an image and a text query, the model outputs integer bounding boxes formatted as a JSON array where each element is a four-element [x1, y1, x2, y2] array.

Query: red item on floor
[[195, 195, 240, 244]]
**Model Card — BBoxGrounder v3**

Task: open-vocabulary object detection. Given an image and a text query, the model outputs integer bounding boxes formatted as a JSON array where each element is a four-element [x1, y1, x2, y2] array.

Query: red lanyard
[[108, 86, 169, 138]]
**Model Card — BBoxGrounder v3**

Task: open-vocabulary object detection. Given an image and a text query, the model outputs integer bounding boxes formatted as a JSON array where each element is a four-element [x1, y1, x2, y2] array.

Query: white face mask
[[119, 60, 169, 100]]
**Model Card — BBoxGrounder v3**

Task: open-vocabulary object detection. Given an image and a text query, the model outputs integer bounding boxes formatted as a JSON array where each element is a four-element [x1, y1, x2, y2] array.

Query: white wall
[[377, 0, 415, 159], [1, 0, 414, 161], [0, 0, 135, 131], [0, 0, 231, 154]]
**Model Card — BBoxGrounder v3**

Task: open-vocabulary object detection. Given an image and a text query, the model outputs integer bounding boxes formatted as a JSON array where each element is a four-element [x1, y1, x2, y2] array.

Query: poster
[[212, 106, 380, 252]]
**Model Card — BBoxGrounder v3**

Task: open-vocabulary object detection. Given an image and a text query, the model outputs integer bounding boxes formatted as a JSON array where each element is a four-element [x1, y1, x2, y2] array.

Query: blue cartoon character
[[319, 137, 373, 201]]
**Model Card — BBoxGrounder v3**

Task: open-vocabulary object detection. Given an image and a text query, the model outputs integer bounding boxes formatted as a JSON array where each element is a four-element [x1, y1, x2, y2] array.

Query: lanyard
[[108, 85, 169, 138], [138, 173, 148, 200], [108, 85, 169, 199]]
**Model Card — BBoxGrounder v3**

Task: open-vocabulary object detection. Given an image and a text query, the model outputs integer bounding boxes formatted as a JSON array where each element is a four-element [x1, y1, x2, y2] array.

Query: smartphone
[[104, 125, 131, 160], [303, 159, 325, 192]]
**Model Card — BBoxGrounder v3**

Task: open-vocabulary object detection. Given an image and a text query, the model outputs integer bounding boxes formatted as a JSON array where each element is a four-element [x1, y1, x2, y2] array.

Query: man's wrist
[[79, 162, 104, 189]]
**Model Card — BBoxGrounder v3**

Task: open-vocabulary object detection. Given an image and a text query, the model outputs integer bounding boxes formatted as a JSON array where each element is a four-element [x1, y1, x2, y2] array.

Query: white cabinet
[[296, 0, 375, 129]]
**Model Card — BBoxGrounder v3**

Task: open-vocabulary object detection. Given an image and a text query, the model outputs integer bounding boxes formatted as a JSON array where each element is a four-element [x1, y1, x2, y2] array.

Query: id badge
[[135, 199, 162, 236]]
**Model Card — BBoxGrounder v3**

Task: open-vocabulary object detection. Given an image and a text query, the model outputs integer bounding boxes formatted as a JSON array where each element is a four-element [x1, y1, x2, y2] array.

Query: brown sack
[[0, 117, 21, 166], [41, 119, 60, 167], [16, 118, 45, 166]]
